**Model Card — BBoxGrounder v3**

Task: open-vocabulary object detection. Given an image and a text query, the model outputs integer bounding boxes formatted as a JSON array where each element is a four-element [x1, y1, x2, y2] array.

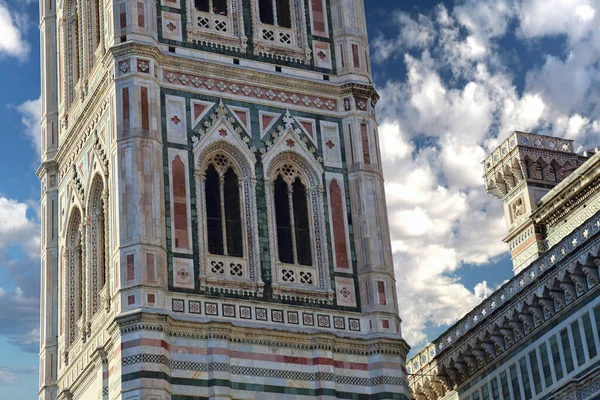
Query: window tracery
[[195, 142, 262, 295], [204, 154, 243, 258], [265, 152, 331, 303], [90, 176, 106, 316], [66, 208, 83, 346], [273, 166, 312, 266]]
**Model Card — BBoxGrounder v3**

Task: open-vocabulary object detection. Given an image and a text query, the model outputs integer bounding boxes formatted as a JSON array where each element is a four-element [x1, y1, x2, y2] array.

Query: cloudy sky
[[0, 0, 599, 397]]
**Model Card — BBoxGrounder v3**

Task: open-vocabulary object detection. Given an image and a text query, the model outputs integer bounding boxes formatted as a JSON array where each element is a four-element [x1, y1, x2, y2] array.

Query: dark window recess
[[583, 313, 597, 359], [213, 0, 228, 15], [500, 372, 510, 399], [509, 364, 522, 400], [571, 320, 586, 366], [259, 0, 291, 28], [195, 0, 209, 12], [323, 75, 330, 81], [205, 165, 224, 255], [275, 66, 282, 72], [539, 343, 553, 389], [121, 35, 127, 43], [224, 168, 243, 257], [292, 179, 312, 266], [550, 335, 564, 380], [205, 164, 243, 257], [233, 58, 240, 65], [519, 357, 532, 400], [491, 378, 500, 400], [528, 350, 542, 395], [276, 0, 291, 28], [259, 0, 274, 24], [274, 176, 294, 264], [560, 329, 575, 374], [168, 46, 176, 53]]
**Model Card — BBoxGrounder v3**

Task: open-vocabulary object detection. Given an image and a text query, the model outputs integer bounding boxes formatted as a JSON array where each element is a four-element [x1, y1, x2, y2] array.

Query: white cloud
[[519, 0, 598, 42], [0, 2, 29, 61], [16, 96, 41, 157], [370, 0, 600, 350], [372, 12, 436, 62]]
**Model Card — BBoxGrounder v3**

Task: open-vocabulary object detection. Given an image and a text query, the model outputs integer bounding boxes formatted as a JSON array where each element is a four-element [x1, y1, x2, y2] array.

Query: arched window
[[195, 0, 228, 15], [90, 177, 106, 315], [204, 153, 243, 257], [259, 0, 291, 27], [172, 156, 190, 250], [93, 0, 101, 49], [66, 208, 83, 346], [274, 166, 312, 266]]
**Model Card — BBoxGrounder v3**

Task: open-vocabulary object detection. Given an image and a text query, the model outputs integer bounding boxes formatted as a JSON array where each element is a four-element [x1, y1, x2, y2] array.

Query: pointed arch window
[[66, 208, 83, 346], [204, 153, 243, 258], [90, 177, 106, 315], [274, 166, 312, 266]]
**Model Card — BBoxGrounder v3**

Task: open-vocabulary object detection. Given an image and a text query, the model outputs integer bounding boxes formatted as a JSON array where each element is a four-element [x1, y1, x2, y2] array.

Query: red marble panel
[[329, 180, 349, 269], [377, 281, 386, 305], [172, 156, 190, 249], [361, 123, 370, 164]]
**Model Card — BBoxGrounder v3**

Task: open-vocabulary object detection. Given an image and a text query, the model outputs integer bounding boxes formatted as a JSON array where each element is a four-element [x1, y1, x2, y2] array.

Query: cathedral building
[[408, 132, 600, 399], [37, 0, 409, 399]]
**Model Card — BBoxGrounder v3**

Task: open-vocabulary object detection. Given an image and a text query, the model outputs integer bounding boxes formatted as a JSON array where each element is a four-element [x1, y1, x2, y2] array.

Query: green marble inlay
[[122, 370, 408, 400]]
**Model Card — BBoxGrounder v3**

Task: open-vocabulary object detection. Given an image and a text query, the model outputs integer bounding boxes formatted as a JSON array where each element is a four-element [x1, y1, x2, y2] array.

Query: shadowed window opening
[[259, 0, 291, 28], [206, 164, 223, 255], [205, 158, 243, 257], [274, 173, 312, 266], [195, 0, 228, 15]]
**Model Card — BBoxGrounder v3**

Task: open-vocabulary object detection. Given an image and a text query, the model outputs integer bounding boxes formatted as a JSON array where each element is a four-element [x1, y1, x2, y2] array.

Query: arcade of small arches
[[62, 174, 108, 351], [486, 155, 578, 199], [59, 0, 106, 107]]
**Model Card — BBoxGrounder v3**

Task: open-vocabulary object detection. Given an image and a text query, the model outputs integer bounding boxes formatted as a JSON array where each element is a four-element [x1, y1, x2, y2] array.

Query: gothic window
[[90, 176, 106, 316], [205, 154, 243, 257], [274, 166, 313, 266], [259, 0, 291, 28], [266, 153, 331, 301], [66, 208, 83, 346], [172, 156, 190, 250]]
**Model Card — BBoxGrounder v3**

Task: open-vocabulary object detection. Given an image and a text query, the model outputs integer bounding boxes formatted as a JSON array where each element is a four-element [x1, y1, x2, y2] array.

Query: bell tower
[[38, 0, 410, 399], [483, 132, 587, 273]]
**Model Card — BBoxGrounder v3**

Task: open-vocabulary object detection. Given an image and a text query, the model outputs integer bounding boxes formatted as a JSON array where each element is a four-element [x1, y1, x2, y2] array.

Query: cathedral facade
[[37, 0, 409, 399], [408, 133, 600, 399]]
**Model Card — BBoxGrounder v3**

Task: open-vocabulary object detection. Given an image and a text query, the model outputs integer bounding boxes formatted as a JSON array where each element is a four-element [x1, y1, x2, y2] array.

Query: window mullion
[[287, 183, 298, 265], [219, 173, 228, 256], [272, 0, 278, 26], [209, 0, 214, 14], [238, 180, 245, 257]]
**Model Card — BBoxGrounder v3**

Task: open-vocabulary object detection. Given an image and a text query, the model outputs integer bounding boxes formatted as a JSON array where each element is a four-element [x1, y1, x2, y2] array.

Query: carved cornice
[[116, 311, 410, 356], [341, 83, 380, 104], [110, 42, 375, 101], [533, 152, 600, 227], [408, 204, 600, 393]]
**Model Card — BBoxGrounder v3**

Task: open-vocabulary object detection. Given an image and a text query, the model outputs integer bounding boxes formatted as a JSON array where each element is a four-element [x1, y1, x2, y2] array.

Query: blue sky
[[1, 0, 599, 397]]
